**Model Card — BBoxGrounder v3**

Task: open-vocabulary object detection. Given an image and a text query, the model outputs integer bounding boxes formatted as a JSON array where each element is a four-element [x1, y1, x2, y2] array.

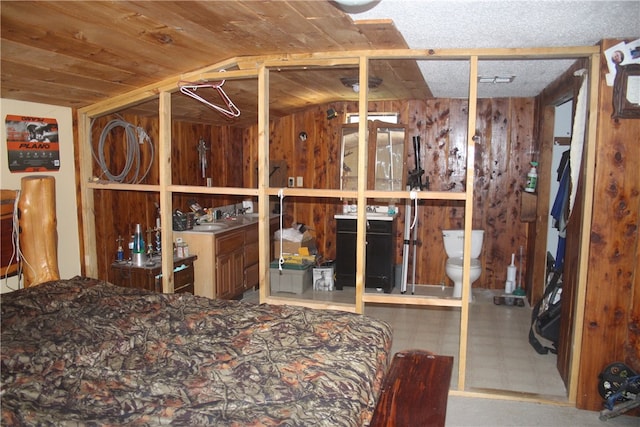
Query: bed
[[1, 277, 392, 426]]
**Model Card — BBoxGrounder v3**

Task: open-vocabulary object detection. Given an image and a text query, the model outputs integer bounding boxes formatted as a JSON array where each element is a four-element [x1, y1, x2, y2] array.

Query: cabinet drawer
[[244, 241, 259, 265], [367, 220, 392, 234], [337, 219, 357, 232], [216, 230, 244, 253], [175, 265, 195, 289]]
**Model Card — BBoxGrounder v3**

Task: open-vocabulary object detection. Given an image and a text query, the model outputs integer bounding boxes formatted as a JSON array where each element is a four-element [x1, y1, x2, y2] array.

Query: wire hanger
[[179, 78, 241, 119]]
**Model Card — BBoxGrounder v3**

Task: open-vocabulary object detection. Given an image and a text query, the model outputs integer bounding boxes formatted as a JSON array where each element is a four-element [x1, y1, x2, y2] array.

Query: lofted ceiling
[[1, 1, 638, 126]]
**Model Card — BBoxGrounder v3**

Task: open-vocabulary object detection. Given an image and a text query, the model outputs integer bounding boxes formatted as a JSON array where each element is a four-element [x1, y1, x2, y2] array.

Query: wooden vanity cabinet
[[175, 222, 262, 300]]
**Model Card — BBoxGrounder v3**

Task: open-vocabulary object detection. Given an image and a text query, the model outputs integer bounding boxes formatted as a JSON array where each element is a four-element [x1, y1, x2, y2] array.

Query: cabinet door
[[244, 241, 259, 289], [335, 220, 357, 289], [216, 253, 233, 299], [365, 220, 395, 293], [216, 248, 244, 300], [231, 249, 244, 297]]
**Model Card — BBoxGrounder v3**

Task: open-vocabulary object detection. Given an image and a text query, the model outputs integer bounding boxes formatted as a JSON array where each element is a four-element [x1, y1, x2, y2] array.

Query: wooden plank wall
[[246, 98, 536, 291], [89, 112, 243, 281], [88, 97, 536, 292], [575, 40, 640, 411]]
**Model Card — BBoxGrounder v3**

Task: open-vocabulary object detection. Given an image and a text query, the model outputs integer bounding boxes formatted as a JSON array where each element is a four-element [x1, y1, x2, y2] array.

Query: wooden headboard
[[1, 189, 19, 278]]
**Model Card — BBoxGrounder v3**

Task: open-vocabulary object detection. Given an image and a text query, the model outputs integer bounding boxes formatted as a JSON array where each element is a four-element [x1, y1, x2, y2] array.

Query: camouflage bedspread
[[1, 277, 392, 426]]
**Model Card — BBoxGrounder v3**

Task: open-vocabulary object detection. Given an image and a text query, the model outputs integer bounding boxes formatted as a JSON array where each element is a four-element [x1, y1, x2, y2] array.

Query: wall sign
[[5, 115, 60, 172]]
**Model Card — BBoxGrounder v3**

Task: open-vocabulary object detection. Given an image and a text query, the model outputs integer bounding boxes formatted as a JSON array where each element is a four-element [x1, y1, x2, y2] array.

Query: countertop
[[334, 212, 397, 221], [176, 213, 278, 234]]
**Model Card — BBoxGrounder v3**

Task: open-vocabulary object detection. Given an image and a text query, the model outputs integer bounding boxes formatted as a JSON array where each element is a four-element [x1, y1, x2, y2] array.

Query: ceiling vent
[[478, 76, 516, 84]]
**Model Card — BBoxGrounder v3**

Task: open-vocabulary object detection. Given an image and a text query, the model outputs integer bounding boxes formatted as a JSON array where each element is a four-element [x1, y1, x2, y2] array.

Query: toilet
[[442, 229, 484, 299]]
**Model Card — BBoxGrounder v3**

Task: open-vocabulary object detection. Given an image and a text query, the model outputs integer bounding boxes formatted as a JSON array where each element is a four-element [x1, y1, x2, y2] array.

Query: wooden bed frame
[[1, 189, 19, 278]]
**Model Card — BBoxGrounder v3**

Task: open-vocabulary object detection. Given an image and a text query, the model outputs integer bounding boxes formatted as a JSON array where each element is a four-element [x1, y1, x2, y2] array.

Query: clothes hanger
[[178, 79, 241, 119]]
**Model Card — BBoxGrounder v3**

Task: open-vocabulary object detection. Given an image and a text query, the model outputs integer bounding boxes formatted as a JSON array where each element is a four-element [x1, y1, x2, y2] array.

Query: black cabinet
[[335, 218, 396, 293]]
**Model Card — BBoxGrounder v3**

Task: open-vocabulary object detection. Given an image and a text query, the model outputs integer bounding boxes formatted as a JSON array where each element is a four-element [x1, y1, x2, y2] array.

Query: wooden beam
[[258, 64, 270, 304], [158, 91, 173, 293], [458, 55, 479, 391], [77, 111, 98, 278], [567, 51, 600, 404], [354, 56, 368, 315]]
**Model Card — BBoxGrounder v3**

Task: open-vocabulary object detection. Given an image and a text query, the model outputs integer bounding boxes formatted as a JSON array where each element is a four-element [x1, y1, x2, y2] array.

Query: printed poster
[[5, 115, 60, 172]]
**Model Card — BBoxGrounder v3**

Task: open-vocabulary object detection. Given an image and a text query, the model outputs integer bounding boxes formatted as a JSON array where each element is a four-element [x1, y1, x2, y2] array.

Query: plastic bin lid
[[269, 260, 312, 270]]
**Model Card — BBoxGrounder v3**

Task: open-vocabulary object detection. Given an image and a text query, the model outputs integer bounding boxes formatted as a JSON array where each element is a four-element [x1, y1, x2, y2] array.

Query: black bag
[[529, 269, 562, 354]]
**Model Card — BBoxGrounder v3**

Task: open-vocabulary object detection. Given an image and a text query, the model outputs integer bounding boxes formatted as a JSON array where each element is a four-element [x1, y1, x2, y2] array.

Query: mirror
[[340, 121, 406, 191]]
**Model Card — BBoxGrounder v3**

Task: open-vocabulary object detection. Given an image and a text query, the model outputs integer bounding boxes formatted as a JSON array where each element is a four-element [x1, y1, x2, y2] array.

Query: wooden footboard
[[370, 350, 453, 427]]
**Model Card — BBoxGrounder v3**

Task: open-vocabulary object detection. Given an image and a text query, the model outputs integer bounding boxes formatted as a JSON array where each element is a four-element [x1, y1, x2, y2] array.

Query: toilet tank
[[442, 229, 484, 258]]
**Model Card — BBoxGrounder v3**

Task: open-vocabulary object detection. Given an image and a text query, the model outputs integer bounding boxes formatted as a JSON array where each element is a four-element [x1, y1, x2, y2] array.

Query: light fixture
[[340, 76, 383, 93], [478, 75, 515, 84], [332, 0, 381, 13], [327, 108, 338, 120]]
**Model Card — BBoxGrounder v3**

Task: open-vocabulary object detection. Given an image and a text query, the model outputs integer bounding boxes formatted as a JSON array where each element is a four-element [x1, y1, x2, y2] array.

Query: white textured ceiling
[[348, 0, 640, 98]]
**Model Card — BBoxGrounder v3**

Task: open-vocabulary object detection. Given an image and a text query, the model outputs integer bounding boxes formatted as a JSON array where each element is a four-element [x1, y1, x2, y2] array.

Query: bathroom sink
[[193, 223, 229, 232], [337, 211, 395, 220]]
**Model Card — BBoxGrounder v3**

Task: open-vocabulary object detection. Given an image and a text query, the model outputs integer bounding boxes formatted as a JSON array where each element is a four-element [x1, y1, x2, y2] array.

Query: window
[[346, 112, 399, 124]]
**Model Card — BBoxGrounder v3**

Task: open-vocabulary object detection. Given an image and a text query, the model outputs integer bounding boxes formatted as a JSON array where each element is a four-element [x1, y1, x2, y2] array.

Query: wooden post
[[18, 176, 60, 287]]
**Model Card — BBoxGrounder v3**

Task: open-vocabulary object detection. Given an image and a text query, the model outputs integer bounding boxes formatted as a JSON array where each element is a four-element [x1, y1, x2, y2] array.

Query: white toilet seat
[[446, 257, 481, 269]]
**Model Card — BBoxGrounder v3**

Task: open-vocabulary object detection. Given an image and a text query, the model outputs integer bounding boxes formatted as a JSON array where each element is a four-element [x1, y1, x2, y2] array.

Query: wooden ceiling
[[0, 1, 430, 126]]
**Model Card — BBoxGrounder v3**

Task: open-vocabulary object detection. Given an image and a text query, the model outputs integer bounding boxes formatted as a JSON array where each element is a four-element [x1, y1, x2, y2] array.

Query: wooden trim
[[263, 296, 357, 313], [363, 293, 463, 307], [258, 64, 271, 304], [77, 111, 98, 278], [355, 56, 368, 315], [77, 47, 601, 119], [567, 52, 600, 404], [450, 388, 573, 405], [158, 91, 173, 293], [458, 55, 479, 391]]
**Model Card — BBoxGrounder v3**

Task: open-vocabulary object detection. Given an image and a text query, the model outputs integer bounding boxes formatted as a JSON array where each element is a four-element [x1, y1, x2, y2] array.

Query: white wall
[[0, 99, 81, 293]]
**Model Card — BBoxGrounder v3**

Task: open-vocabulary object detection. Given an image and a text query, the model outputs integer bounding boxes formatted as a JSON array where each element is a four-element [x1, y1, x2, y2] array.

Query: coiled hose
[[91, 118, 154, 183]]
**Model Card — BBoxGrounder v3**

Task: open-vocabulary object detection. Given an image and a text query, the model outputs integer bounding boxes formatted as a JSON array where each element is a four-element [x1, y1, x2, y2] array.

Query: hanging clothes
[[551, 151, 570, 271]]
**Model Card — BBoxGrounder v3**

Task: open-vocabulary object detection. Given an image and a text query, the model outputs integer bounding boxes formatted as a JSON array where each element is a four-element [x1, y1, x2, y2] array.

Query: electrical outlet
[[288, 176, 295, 187], [296, 176, 303, 187]]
